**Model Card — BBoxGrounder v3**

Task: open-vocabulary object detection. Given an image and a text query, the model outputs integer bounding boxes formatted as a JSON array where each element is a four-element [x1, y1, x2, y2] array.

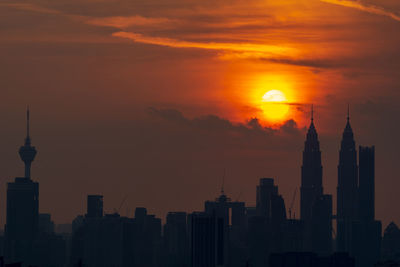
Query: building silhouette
[[335, 111, 381, 267], [301, 107, 323, 223], [190, 212, 224, 267], [248, 178, 287, 267], [300, 107, 332, 255], [86, 195, 103, 218], [359, 146, 375, 222], [354, 146, 381, 267], [190, 188, 247, 267], [336, 110, 359, 253], [4, 108, 39, 265], [381, 222, 400, 263], [163, 212, 189, 267], [0, 109, 388, 267]]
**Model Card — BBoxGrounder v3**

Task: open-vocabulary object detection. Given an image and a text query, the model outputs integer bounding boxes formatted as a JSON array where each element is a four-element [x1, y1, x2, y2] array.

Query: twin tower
[[300, 107, 381, 266]]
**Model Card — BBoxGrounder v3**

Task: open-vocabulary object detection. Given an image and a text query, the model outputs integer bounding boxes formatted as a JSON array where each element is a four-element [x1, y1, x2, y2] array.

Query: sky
[[0, 0, 400, 229]]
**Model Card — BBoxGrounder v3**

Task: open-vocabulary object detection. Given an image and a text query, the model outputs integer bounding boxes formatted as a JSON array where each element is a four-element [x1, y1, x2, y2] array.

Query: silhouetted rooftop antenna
[[221, 168, 226, 195], [347, 104, 350, 122], [311, 104, 314, 122], [27, 106, 30, 137], [25, 106, 31, 145]]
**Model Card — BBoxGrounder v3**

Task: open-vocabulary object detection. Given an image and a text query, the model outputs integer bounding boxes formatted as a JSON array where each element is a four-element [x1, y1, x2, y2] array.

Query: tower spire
[[19, 107, 37, 179], [347, 104, 350, 122], [221, 168, 226, 195], [25, 106, 31, 145], [311, 104, 314, 122]]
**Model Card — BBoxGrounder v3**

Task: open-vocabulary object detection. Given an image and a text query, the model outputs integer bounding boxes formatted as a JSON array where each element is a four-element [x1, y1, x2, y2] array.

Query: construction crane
[[113, 195, 128, 215], [288, 188, 297, 219], [118, 195, 128, 214]]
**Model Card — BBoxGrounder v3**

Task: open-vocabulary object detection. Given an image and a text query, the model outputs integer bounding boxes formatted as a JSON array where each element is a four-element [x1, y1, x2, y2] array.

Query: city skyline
[[0, 107, 386, 226], [1, 0, 400, 244], [2, 107, 384, 267], [1, 0, 400, 266]]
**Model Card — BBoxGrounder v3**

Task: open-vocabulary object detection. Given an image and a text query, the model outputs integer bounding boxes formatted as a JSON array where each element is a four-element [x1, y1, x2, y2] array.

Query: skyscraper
[[337, 110, 359, 252], [300, 107, 332, 254], [5, 108, 39, 264], [203, 189, 247, 266], [190, 212, 225, 267], [300, 107, 323, 222], [86, 195, 104, 218], [356, 146, 381, 267], [358, 146, 375, 222], [164, 212, 189, 267], [256, 178, 279, 218]]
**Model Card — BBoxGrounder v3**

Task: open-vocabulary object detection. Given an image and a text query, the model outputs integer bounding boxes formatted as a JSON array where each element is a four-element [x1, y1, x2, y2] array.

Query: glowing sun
[[261, 90, 289, 121]]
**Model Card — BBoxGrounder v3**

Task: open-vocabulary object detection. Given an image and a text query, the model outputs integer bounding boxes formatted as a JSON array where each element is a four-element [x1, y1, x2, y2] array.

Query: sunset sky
[[1, 0, 400, 228]]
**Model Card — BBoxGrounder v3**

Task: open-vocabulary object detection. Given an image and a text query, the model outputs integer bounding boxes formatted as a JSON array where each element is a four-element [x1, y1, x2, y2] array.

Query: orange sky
[[1, 0, 400, 228]]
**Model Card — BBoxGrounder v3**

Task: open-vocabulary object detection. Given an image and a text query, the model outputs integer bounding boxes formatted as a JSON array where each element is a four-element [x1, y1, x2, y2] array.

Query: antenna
[[221, 168, 226, 195], [347, 104, 350, 122], [27, 106, 30, 138], [311, 104, 314, 122]]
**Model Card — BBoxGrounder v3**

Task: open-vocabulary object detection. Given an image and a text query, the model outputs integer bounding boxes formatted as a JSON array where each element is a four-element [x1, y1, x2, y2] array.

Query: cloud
[[320, 0, 400, 22], [266, 57, 345, 69], [112, 31, 296, 57], [147, 107, 303, 139], [0, 3, 61, 14], [85, 16, 175, 29]]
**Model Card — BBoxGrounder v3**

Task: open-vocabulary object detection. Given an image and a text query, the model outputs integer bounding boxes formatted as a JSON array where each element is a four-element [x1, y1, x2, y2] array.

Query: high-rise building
[[249, 178, 287, 266], [203, 189, 247, 267], [4, 108, 39, 264], [355, 146, 381, 267], [337, 110, 359, 252], [311, 195, 332, 255], [164, 212, 188, 267], [300, 107, 332, 254], [132, 207, 162, 267], [301, 107, 323, 222], [190, 212, 225, 267], [358, 146, 375, 222], [256, 178, 279, 218], [86, 195, 103, 218]]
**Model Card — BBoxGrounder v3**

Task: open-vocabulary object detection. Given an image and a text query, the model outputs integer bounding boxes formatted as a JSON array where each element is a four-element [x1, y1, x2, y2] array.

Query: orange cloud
[[112, 31, 297, 57], [320, 0, 400, 22]]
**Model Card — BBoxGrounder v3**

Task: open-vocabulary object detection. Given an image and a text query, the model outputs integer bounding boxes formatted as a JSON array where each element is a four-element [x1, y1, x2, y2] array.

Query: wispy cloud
[[320, 0, 400, 22], [0, 3, 61, 14], [112, 31, 296, 57], [85, 16, 175, 29]]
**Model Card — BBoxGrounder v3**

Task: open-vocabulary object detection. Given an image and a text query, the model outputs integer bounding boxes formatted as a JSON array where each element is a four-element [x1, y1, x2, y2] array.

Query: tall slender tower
[[336, 107, 358, 252], [300, 106, 323, 222], [19, 107, 37, 178], [5, 108, 39, 264]]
